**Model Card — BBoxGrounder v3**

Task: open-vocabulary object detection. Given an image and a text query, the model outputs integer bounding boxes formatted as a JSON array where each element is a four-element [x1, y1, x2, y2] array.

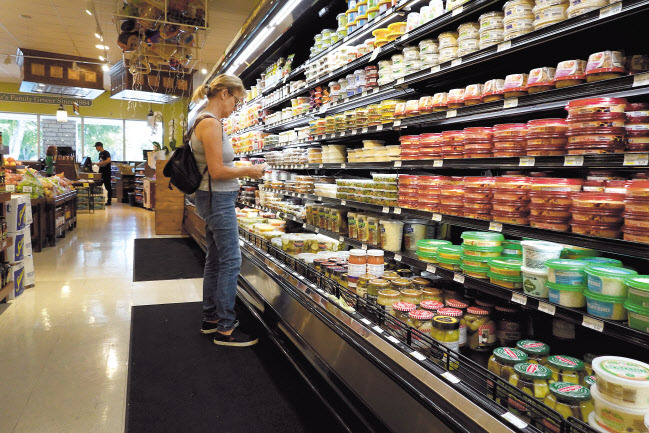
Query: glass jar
[[488, 347, 529, 392], [431, 316, 460, 352], [420, 300, 444, 315], [391, 277, 412, 292], [464, 306, 497, 351], [547, 355, 587, 385], [409, 309, 434, 336], [356, 273, 374, 298], [367, 249, 385, 277], [400, 288, 423, 305], [436, 307, 464, 346], [542, 383, 593, 425], [397, 268, 414, 278], [348, 249, 367, 280], [422, 286, 444, 303], [412, 277, 431, 290], [516, 340, 550, 365], [368, 278, 391, 304], [495, 305, 523, 347], [393, 301, 417, 324], [377, 288, 401, 316], [508, 362, 553, 419]]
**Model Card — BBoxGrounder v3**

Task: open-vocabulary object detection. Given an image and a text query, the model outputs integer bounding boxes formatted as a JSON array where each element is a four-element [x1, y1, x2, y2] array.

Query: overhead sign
[[0, 93, 93, 107]]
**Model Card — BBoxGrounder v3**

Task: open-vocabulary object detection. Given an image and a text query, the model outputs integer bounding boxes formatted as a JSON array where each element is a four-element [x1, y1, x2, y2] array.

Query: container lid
[[417, 239, 452, 248], [625, 276, 649, 292], [516, 339, 550, 355], [514, 362, 552, 379], [367, 249, 384, 257], [546, 259, 588, 271], [447, 299, 469, 309], [432, 315, 460, 330], [566, 98, 628, 109], [461, 264, 491, 274], [350, 249, 367, 256], [420, 300, 444, 311], [461, 252, 498, 263], [584, 375, 596, 387], [585, 265, 637, 279], [580, 257, 622, 267], [487, 271, 523, 283], [437, 255, 463, 265], [493, 347, 529, 364], [416, 250, 437, 258], [370, 278, 391, 287], [409, 309, 434, 320], [466, 306, 489, 315], [624, 300, 649, 315], [489, 257, 523, 271], [548, 355, 585, 371], [584, 289, 627, 303], [393, 301, 417, 312], [549, 383, 591, 402], [461, 231, 505, 243], [438, 245, 463, 255], [530, 177, 584, 186], [546, 281, 586, 292], [463, 244, 505, 253], [437, 307, 462, 317], [592, 356, 649, 384]]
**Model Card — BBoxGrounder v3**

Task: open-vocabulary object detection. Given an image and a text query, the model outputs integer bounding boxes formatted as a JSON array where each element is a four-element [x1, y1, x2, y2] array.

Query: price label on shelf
[[369, 47, 382, 62], [497, 41, 512, 52], [451, 5, 464, 15], [489, 222, 503, 232], [453, 273, 465, 284], [431, 213, 442, 222], [387, 336, 400, 344], [503, 98, 518, 109], [361, 243, 368, 250], [519, 157, 535, 167], [22, 186, 32, 193], [501, 413, 528, 430], [362, 127, 369, 133], [376, 124, 383, 131], [360, 318, 372, 325], [633, 72, 649, 87], [341, 200, 346, 205], [319, 104, 329, 114], [393, 119, 402, 127], [433, 159, 443, 167], [394, 161, 402, 168], [430, 65, 441, 74], [341, 163, 346, 168], [511, 293, 527, 305], [83, 183, 89, 188], [373, 326, 384, 334], [393, 207, 401, 215], [411, 351, 427, 361], [340, 131, 346, 136], [538, 302, 556, 316], [396, 77, 405, 85], [400, 33, 410, 42], [315, 228, 320, 233], [564, 155, 584, 166], [317, 196, 323, 201], [352, 129, 358, 135], [600, 1, 622, 18], [339, 236, 345, 242], [394, 254, 402, 262], [361, 90, 367, 97], [624, 153, 649, 166], [382, 206, 390, 213], [441, 372, 461, 384], [583, 316, 604, 332], [451, 58, 462, 67], [426, 264, 437, 273], [446, 109, 457, 118], [343, 97, 350, 103]]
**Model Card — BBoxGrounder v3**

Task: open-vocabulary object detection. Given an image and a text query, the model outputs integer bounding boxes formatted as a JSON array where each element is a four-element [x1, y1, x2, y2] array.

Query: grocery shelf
[[261, 66, 306, 97], [0, 281, 14, 302], [236, 200, 306, 224], [265, 113, 315, 133], [316, 84, 416, 118], [260, 188, 649, 259]]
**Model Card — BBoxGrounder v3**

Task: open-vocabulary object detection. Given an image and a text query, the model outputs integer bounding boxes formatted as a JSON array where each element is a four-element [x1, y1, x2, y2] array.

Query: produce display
[[3, 165, 74, 199]]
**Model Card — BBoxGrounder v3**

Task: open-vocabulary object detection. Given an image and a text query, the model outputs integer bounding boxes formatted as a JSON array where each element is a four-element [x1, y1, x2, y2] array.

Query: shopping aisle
[[0, 204, 203, 433]]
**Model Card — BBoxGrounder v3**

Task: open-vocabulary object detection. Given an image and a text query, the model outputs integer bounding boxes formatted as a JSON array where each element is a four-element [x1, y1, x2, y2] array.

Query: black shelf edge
[[261, 65, 306, 96], [266, 113, 316, 133], [236, 200, 306, 224]]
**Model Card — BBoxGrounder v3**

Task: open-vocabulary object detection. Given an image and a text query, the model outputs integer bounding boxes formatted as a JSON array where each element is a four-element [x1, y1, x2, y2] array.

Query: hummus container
[[438, 245, 463, 261], [548, 281, 586, 307], [555, 59, 587, 88], [546, 259, 588, 285], [626, 276, 649, 307], [586, 265, 638, 297], [438, 31, 459, 49], [461, 253, 493, 268], [503, 73, 529, 98], [586, 50, 626, 83], [572, 222, 622, 238], [462, 244, 504, 258], [461, 231, 504, 247], [521, 240, 564, 269], [417, 250, 438, 263], [488, 271, 524, 289], [461, 263, 490, 279], [592, 356, 649, 409], [458, 22, 480, 40], [483, 78, 506, 102], [584, 290, 627, 321], [479, 11, 505, 29], [523, 265, 550, 297], [489, 258, 523, 277], [572, 209, 624, 225], [437, 255, 463, 271], [625, 301, 649, 333], [502, 239, 523, 257], [591, 384, 649, 433], [567, 97, 628, 116], [504, 0, 535, 17], [530, 217, 571, 231]]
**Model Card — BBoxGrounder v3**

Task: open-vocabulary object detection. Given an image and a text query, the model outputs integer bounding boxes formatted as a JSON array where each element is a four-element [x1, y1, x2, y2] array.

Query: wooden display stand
[[155, 160, 185, 235]]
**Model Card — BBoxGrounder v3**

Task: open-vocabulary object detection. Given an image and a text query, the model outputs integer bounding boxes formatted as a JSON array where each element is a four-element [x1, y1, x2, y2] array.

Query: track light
[[99, 55, 105, 62], [96, 44, 109, 50], [85, 0, 94, 15], [201, 67, 207, 75]]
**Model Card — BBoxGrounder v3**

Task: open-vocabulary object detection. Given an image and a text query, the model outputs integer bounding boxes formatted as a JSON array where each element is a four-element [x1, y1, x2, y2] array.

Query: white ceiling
[[0, 0, 260, 87]]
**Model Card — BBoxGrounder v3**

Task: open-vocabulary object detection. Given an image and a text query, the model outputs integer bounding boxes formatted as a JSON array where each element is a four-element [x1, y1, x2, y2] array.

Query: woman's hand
[[246, 164, 266, 179]]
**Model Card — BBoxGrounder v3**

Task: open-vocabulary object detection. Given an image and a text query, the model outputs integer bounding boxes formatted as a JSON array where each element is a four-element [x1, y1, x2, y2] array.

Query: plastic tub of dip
[[625, 301, 649, 333], [546, 259, 588, 286], [521, 240, 564, 269], [592, 356, 649, 409], [591, 384, 649, 433], [522, 266, 549, 297], [547, 281, 586, 308], [438, 245, 463, 261], [488, 271, 523, 289], [437, 255, 463, 271], [379, 219, 404, 252], [461, 263, 490, 279], [461, 231, 505, 246], [566, 97, 628, 116], [463, 244, 504, 258], [584, 290, 627, 321], [585, 266, 637, 297], [489, 258, 523, 277], [626, 276, 649, 307]]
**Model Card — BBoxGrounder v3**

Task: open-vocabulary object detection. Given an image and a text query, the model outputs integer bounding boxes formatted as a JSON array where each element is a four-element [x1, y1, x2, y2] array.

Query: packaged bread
[[585, 50, 626, 83], [527, 67, 556, 93], [554, 59, 587, 88], [504, 73, 529, 98]]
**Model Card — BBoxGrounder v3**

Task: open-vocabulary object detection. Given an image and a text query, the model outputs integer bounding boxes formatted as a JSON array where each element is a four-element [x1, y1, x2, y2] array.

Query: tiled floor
[[0, 204, 202, 433]]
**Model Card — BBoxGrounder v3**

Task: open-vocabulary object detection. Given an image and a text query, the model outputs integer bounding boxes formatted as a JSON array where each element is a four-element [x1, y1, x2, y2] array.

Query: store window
[[39, 115, 81, 158], [83, 118, 124, 161], [125, 120, 162, 161], [0, 113, 39, 160]]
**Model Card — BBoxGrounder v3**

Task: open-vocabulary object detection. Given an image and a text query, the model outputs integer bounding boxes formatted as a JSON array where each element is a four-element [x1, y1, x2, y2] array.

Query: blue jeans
[[195, 190, 241, 332]]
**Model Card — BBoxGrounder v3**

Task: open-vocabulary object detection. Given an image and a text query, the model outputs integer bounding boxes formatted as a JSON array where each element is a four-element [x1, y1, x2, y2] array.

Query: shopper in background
[[45, 146, 56, 177], [192, 74, 266, 347], [95, 142, 112, 206]]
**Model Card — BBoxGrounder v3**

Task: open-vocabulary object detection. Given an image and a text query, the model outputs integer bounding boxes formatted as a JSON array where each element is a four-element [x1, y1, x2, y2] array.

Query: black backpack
[[163, 113, 213, 194]]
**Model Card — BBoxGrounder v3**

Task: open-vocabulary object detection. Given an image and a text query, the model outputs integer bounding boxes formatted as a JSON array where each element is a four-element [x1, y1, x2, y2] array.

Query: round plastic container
[[572, 209, 624, 225], [522, 266, 549, 297], [488, 271, 524, 290], [626, 276, 649, 307], [546, 259, 588, 286], [585, 266, 638, 297], [554, 59, 587, 88], [584, 290, 627, 321], [566, 98, 628, 116], [489, 258, 523, 277], [438, 245, 463, 261], [461, 263, 490, 279], [521, 240, 564, 270], [461, 231, 504, 246], [548, 281, 586, 307], [591, 384, 649, 433], [463, 244, 504, 258], [625, 301, 649, 332], [592, 356, 649, 409]]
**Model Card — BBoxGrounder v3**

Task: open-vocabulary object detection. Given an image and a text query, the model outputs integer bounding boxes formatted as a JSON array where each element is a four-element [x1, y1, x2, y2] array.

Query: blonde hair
[[192, 74, 246, 103]]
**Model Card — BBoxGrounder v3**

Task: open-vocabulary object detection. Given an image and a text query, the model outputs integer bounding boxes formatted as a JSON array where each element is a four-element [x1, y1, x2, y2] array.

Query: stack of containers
[[400, 135, 420, 160], [566, 0, 608, 18], [436, 245, 463, 271], [457, 22, 480, 57], [625, 276, 649, 331], [488, 257, 524, 290], [570, 192, 626, 238], [417, 239, 452, 264], [392, 53, 405, 79], [420, 133, 444, 158], [398, 175, 420, 210], [532, 0, 568, 30], [4, 194, 32, 297], [493, 176, 531, 226], [441, 130, 465, 159], [365, 66, 379, 90], [625, 103, 649, 151], [419, 39, 440, 68], [493, 123, 528, 157], [419, 175, 448, 212], [539, 258, 587, 301], [503, 0, 535, 41], [565, 98, 628, 155], [440, 177, 465, 216], [403, 46, 421, 76], [463, 126, 493, 158], [438, 31, 459, 64], [525, 118, 569, 156], [478, 12, 504, 50], [461, 232, 505, 281], [377, 60, 393, 86], [584, 265, 637, 321], [623, 180, 649, 243], [463, 177, 494, 221], [529, 178, 583, 231]]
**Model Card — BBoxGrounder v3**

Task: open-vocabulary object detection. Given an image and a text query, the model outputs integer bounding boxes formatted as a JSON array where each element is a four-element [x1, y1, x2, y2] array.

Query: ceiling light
[[237, 26, 275, 64], [56, 104, 68, 122], [86, 9, 92, 15], [201, 67, 207, 75], [270, 0, 304, 26], [96, 44, 108, 50], [85, 0, 94, 15], [102, 63, 109, 72], [99, 55, 105, 62], [95, 33, 102, 39]]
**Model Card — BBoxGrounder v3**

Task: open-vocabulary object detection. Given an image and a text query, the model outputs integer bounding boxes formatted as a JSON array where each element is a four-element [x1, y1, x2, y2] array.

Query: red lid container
[[530, 218, 571, 231], [437, 307, 462, 317], [464, 127, 494, 140], [527, 119, 568, 134]]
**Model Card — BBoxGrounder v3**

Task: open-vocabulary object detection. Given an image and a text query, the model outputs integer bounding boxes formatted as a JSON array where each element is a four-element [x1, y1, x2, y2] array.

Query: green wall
[[0, 82, 188, 145]]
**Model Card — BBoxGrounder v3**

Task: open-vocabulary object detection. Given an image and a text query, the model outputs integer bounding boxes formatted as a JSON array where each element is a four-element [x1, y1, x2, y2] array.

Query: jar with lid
[[422, 286, 444, 303], [368, 278, 391, 304], [516, 339, 550, 365], [412, 276, 431, 290], [436, 307, 464, 346], [400, 288, 422, 305], [366, 249, 384, 278], [508, 363, 553, 419], [547, 355, 587, 384], [495, 305, 523, 346], [356, 273, 374, 298], [409, 309, 435, 338], [348, 249, 367, 281], [377, 288, 401, 316], [392, 277, 413, 292], [464, 306, 497, 351], [542, 383, 593, 425], [393, 301, 417, 324], [488, 347, 529, 400], [420, 300, 444, 315]]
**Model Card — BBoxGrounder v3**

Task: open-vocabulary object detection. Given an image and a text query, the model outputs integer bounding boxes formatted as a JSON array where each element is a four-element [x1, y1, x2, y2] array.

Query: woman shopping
[[191, 75, 266, 347]]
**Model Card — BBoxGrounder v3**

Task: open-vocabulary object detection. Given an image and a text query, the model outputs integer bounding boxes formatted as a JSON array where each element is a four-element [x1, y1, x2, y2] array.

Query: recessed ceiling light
[[95, 33, 102, 39], [95, 44, 108, 50], [99, 55, 105, 61], [201, 68, 207, 75], [85, 9, 92, 15], [102, 64, 109, 72], [20, 14, 31, 19]]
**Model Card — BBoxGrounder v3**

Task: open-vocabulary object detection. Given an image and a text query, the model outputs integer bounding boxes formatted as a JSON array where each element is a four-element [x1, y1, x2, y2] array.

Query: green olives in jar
[[464, 307, 496, 352], [547, 355, 587, 385], [516, 340, 550, 365], [508, 363, 552, 420], [542, 383, 593, 429]]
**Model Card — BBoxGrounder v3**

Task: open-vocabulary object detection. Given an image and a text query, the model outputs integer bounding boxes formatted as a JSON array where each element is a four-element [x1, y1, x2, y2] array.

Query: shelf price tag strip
[[564, 155, 584, 166], [410, 351, 427, 361], [441, 372, 461, 384], [583, 316, 604, 332], [538, 302, 556, 315], [501, 412, 528, 429], [624, 153, 649, 166]]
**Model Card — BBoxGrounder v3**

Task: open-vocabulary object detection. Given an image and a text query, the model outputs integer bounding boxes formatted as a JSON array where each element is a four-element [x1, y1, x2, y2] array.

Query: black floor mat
[[133, 238, 205, 282], [126, 301, 348, 433]]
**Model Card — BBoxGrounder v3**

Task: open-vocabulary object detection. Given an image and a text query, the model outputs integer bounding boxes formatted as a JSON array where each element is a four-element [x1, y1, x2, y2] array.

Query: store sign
[[0, 93, 93, 107]]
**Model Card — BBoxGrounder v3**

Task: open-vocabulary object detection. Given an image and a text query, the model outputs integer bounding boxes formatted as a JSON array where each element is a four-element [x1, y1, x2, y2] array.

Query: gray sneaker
[[213, 328, 258, 347]]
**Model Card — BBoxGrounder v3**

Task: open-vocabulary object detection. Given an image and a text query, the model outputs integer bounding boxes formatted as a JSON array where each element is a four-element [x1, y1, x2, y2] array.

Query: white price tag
[[360, 318, 372, 325], [432, 213, 442, 221], [341, 200, 347, 205], [361, 243, 368, 250], [387, 336, 400, 344], [512, 293, 528, 305], [451, 58, 462, 67], [564, 155, 584, 166], [376, 124, 384, 131], [362, 127, 368, 133], [400, 33, 410, 42], [433, 159, 443, 167], [362, 90, 367, 97], [501, 412, 528, 430], [633, 72, 649, 87], [538, 302, 556, 316], [441, 372, 461, 384], [373, 326, 384, 334], [369, 47, 382, 62], [22, 186, 32, 193], [317, 196, 323, 201], [394, 254, 402, 262], [451, 5, 464, 15], [343, 97, 350, 103], [396, 77, 405, 85], [519, 157, 535, 167], [446, 109, 457, 118], [319, 104, 329, 114], [382, 206, 390, 213], [489, 222, 503, 232], [503, 98, 519, 109], [341, 131, 346, 136], [393, 119, 401, 127], [411, 351, 427, 361], [430, 65, 441, 74], [341, 163, 346, 168], [583, 316, 604, 332], [497, 41, 512, 52], [339, 236, 345, 242], [393, 207, 401, 215], [7, 185, 17, 192], [315, 228, 320, 233], [394, 161, 402, 168], [600, 1, 622, 18], [319, 164, 324, 168], [426, 264, 437, 273], [454, 273, 465, 284], [624, 153, 649, 166]]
